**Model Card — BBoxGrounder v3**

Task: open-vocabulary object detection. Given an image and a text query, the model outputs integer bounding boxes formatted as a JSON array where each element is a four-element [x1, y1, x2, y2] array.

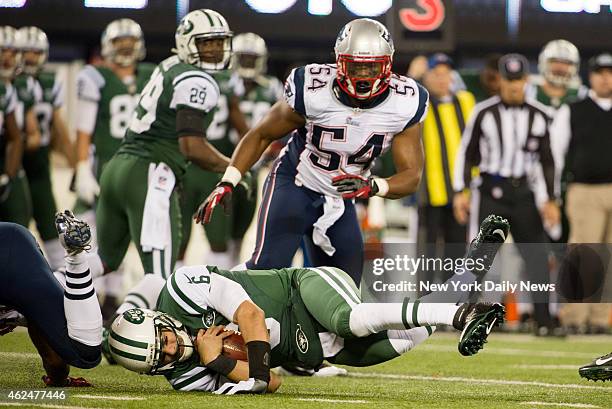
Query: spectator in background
[[418, 53, 475, 284], [453, 54, 562, 336], [551, 53, 612, 334], [459, 53, 502, 102]]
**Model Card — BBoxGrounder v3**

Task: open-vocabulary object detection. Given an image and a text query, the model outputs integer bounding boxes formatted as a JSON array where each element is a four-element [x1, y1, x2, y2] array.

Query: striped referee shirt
[[453, 95, 556, 200]]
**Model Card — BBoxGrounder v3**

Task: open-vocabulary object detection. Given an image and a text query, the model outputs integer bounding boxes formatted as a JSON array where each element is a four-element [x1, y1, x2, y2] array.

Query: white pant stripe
[[320, 266, 361, 304], [311, 268, 357, 308]]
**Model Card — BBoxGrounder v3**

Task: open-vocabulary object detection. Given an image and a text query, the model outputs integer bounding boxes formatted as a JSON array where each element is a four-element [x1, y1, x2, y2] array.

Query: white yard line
[[418, 344, 598, 359], [294, 398, 370, 404], [72, 394, 146, 401], [0, 352, 41, 359], [520, 402, 600, 408], [350, 372, 612, 391], [512, 364, 579, 369], [0, 403, 108, 409]]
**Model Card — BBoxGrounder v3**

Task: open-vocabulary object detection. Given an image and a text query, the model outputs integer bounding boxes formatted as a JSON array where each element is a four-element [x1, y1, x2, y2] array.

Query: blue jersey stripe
[[294, 66, 306, 116], [404, 83, 429, 129]]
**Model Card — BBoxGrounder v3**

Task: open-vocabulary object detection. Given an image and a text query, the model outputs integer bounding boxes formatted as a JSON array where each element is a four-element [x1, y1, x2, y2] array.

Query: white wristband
[[221, 166, 242, 187], [373, 178, 389, 197]]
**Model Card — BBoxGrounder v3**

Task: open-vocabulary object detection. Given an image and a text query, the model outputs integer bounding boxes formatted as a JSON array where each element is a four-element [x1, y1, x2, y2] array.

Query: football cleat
[[42, 375, 92, 387], [453, 302, 505, 356], [465, 215, 509, 276], [579, 352, 612, 382], [55, 210, 92, 256]]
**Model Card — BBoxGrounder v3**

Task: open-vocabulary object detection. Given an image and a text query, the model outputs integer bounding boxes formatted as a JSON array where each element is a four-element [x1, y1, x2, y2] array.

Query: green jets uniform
[[97, 55, 220, 278], [73, 62, 155, 215], [156, 265, 406, 391], [0, 81, 32, 227], [14, 71, 63, 240], [180, 73, 281, 256]]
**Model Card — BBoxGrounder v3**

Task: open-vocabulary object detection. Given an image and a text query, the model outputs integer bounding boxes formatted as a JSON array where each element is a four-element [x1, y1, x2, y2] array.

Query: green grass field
[[0, 329, 610, 409]]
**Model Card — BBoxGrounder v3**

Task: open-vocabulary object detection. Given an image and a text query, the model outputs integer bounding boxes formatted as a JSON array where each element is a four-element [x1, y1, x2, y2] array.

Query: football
[[222, 332, 247, 361]]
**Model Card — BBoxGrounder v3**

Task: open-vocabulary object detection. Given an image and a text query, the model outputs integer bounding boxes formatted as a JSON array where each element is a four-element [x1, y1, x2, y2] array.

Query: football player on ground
[[0, 211, 102, 387], [73, 18, 154, 318], [196, 19, 427, 285], [108, 215, 510, 394], [579, 352, 612, 382], [177, 64, 249, 270], [0, 26, 29, 227], [14, 26, 76, 270], [95, 9, 235, 318]]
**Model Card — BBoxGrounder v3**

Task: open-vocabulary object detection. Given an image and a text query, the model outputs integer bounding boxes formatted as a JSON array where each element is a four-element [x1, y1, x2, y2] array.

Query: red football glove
[[194, 182, 234, 224], [42, 375, 93, 387], [331, 174, 379, 199]]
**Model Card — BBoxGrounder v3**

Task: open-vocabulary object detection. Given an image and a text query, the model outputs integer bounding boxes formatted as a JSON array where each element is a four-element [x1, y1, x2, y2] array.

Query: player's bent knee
[[69, 340, 102, 369]]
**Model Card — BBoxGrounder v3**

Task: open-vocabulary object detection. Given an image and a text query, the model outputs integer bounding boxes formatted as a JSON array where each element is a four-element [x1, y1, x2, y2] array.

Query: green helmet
[[108, 308, 194, 375]]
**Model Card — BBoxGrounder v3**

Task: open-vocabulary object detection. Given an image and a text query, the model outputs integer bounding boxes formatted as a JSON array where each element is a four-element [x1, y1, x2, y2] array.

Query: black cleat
[[453, 302, 505, 356], [579, 352, 612, 382], [465, 215, 509, 276], [55, 210, 92, 256]]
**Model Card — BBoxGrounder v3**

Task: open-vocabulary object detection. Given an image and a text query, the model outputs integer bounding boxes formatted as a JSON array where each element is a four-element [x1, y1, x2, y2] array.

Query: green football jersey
[[11, 75, 36, 132], [156, 266, 326, 391], [118, 56, 220, 178], [205, 70, 241, 157], [233, 75, 282, 137], [76, 62, 155, 175], [31, 71, 63, 146], [0, 82, 17, 170]]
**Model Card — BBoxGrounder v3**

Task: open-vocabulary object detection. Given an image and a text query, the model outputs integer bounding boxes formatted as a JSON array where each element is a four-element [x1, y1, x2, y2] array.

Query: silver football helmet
[[101, 18, 145, 67], [538, 39, 580, 87], [17, 26, 48, 75], [108, 308, 194, 375], [174, 9, 233, 71], [0, 26, 20, 80], [232, 32, 267, 79], [334, 18, 394, 99]]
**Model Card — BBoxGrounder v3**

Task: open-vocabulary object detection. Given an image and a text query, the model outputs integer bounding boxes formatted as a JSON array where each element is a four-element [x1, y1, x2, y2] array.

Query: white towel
[[312, 196, 345, 256], [140, 162, 175, 252]]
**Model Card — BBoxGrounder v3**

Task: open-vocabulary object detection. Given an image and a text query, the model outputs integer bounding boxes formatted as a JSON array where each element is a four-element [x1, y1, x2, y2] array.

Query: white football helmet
[[17, 26, 48, 75], [334, 18, 394, 99], [108, 308, 194, 375], [538, 39, 580, 87], [0, 26, 20, 80], [174, 9, 233, 71], [101, 18, 145, 67], [232, 32, 267, 79]]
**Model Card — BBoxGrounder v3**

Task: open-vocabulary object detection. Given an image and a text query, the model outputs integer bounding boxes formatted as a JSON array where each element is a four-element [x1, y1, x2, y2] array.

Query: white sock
[[204, 250, 234, 270], [387, 326, 435, 355], [116, 274, 166, 315], [44, 238, 64, 271], [349, 299, 459, 337], [63, 252, 103, 346]]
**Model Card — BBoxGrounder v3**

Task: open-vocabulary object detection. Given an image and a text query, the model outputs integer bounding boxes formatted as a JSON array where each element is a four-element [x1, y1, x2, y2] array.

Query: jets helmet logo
[[123, 309, 145, 325], [202, 309, 216, 328], [295, 324, 309, 353], [178, 19, 194, 35]]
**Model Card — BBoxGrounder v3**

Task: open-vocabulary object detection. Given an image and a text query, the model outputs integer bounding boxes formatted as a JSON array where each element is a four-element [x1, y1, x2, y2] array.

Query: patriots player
[[197, 19, 428, 283], [107, 216, 509, 394], [0, 211, 102, 386]]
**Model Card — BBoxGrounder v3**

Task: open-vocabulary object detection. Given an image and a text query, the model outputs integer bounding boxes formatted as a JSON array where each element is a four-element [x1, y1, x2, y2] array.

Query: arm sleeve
[[550, 104, 571, 179], [283, 66, 306, 116], [76, 99, 99, 134], [404, 82, 429, 129], [453, 108, 484, 192], [168, 367, 219, 391], [170, 73, 219, 113], [76, 67, 103, 103], [52, 77, 65, 108], [208, 273, 252, 323], [535, 112, 556, 201]]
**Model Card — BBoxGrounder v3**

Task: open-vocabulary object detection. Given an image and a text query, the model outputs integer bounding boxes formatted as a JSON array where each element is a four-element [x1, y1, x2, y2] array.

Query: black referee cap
[[499, 53, 529, 80], [589, 53, 612, 72]]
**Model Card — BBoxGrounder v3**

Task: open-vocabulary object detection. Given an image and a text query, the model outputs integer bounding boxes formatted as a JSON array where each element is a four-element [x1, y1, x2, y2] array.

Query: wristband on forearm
[[246, 340, 271, 383], [206, 354, 238, 376], [372, 178, 389, 197], [221, 166, 242, 187]]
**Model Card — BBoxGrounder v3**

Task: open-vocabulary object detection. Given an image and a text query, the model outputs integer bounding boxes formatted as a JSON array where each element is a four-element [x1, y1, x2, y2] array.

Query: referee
[[452, 53, 561, 335]]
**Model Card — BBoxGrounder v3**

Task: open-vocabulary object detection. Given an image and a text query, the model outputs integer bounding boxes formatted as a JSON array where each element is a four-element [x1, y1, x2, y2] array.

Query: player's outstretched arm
[[178, 133, 230, 173], [385, 122, 425, 199]]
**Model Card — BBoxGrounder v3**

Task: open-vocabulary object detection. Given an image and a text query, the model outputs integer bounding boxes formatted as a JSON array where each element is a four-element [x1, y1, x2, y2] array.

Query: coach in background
[[418, 53, 475, 283], [453, 54, 561, 336], [551, 53, 612, 334]]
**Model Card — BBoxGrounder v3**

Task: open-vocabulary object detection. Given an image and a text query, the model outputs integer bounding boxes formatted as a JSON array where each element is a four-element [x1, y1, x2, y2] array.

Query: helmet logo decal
[[123, 309, 145, 324], [295, 324, 309, 353], [202, 309, 216, 328], [179, 19, 194, 36]]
